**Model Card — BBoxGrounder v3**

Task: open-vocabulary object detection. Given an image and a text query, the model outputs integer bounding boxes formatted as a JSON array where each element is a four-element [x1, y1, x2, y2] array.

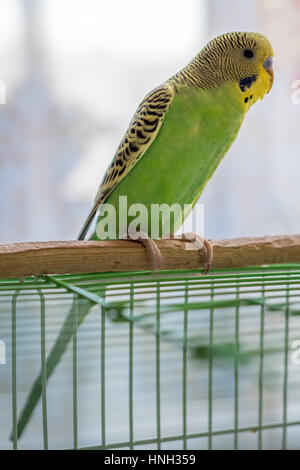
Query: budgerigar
[[13, 32, 274, 440], [79, 31, 274, 272]]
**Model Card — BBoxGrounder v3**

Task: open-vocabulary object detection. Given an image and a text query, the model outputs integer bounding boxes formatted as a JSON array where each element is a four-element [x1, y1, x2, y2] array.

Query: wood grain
[[0, 235, 300, 280]]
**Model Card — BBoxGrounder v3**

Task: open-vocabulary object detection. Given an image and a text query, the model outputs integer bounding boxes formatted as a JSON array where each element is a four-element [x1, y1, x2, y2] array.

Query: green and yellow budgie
[[13, 32, 274, 439], [78, 30, 273, 271]]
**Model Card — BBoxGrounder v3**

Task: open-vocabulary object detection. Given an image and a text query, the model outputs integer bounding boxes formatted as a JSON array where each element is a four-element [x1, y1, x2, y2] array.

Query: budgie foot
[[173, 233, 213, 275], [127, 229, 162, 270], [126, 230, 212, 273]]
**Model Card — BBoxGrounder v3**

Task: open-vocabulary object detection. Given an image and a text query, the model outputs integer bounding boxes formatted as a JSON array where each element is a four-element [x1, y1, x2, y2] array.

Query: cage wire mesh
[[0, 265, 300, 450]]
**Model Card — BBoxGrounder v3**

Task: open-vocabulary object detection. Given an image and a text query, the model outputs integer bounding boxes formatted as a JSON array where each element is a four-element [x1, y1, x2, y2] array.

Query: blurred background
[[0, 0, 299, 242], [1, 1, 300, 451]]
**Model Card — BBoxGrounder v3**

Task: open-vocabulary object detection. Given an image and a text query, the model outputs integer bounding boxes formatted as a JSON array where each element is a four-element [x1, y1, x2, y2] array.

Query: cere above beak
[[263, 56, 274, 93]]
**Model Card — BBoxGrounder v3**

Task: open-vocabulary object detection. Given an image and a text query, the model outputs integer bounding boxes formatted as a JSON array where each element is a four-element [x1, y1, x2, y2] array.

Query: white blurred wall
[[202, 0, 300, 238], [0, 0, 299, 242]]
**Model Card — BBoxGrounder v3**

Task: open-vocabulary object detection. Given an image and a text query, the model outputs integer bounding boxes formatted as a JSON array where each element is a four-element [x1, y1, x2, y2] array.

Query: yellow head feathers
[[174, 31, 274, 105]]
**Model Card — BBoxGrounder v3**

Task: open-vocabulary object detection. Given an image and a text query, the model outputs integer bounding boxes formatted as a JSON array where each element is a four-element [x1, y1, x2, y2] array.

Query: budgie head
[[194, 31, 274, 107]]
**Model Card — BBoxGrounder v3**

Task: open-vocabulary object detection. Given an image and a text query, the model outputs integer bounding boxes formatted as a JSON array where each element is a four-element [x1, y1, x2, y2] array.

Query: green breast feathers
[[96, 82, 245, 239]]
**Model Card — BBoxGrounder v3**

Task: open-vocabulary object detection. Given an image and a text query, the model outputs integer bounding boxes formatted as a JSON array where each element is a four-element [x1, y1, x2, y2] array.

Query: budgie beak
[[263, 57, 274, 93]]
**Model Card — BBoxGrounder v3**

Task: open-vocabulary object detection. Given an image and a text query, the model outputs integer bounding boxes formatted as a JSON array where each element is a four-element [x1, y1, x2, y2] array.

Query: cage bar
[[0, 237, 300, 449]]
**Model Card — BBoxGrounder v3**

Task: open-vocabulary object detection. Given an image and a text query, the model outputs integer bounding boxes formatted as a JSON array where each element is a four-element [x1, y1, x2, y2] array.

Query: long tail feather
[[78, 205, 98, 240]]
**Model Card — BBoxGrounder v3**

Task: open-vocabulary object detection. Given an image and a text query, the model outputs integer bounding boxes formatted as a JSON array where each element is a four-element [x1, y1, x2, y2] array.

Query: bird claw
[[126, 230, 213, 274], [127, 230, 162, 271], [180, 233, 213, 275]]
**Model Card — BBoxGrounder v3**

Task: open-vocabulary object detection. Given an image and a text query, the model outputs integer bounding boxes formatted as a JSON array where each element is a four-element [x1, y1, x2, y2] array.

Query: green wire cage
[[0, 237, 300, 450]]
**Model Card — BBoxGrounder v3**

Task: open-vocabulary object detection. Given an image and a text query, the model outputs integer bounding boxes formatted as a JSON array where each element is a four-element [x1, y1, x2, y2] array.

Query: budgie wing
[[78, 84, 175, 240]]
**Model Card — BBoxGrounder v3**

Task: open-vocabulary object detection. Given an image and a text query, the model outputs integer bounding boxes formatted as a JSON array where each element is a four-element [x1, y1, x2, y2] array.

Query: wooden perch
[[0, 235, 300, 280]]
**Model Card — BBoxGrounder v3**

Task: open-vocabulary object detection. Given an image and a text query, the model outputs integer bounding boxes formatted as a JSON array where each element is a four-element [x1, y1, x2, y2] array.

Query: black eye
[[243, 49, 254, 59]]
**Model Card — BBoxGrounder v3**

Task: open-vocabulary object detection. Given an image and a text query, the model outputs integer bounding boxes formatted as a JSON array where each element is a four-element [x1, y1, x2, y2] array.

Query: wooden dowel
[[0, 235, 300, 280]]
